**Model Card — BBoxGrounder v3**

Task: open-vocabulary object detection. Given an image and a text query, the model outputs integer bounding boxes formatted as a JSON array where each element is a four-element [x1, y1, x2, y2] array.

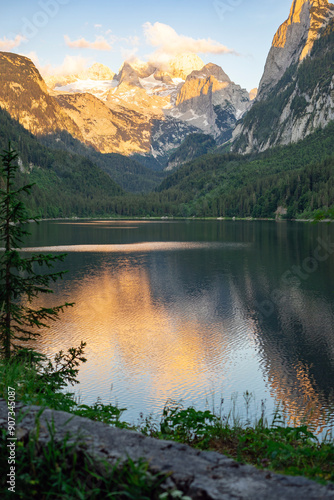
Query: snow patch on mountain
[[55, 79, 117, 98], [45, 56, 252, 158]]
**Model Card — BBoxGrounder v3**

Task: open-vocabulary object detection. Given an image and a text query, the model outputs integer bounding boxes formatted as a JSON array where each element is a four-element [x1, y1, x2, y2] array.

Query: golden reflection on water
[[21, 242, 235, 253], [23, 238, 334, 432], [266, 361, 333, 434], [31, 261, 232, 408], [75, 265, 230, 400]]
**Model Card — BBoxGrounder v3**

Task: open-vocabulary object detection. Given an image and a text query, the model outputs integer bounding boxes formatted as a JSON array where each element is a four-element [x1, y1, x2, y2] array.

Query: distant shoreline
[[33, 216, 333, 223]]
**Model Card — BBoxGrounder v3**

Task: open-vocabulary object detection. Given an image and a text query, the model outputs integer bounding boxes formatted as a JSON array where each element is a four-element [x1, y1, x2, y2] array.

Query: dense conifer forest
[[0, 102, 333, 219]]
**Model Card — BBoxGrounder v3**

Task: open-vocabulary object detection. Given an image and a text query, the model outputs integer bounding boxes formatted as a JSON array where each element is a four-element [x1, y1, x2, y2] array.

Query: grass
[[135, 400, 334, 485], [0, 424, 175, 500], [0, 360, 192, 499], [143, 401, 334, 485], [0, 358, 333, 498]]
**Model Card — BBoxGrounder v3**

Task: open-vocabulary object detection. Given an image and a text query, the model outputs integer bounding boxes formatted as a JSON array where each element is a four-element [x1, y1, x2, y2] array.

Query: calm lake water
[[23, 219, 334, 434]]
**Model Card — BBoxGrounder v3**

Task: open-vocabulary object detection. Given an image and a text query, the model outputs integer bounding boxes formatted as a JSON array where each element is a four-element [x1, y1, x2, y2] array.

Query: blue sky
[[1, 0, 293, 90]]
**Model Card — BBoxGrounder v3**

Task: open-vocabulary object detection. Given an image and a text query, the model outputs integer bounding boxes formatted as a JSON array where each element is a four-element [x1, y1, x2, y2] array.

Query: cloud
[[19, 51, 89, 78], [34, 54, 89, 77], [121, 46, 139, 63], [143, 22, 237, 60], [118, 35, 140, 63], [127, 35, 140, 47], [94, 24, 102, 28], [64, 35, 112, 51], [0, 34, 26, 51]]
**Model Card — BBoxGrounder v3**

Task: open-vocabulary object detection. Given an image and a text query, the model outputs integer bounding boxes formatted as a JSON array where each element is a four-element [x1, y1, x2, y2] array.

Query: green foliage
[[158, 402, 219, 447], [97, 152, 165, 193], [167, 133, 216, 170], [0, 361, 190, 499], [0, 425, 169, 499], [41, 131, 166, 193], [140, 403, 334, 485], [109, 120, 334, 219], [0, 345, 87, 416], [1, 354, 333, 488], [1, 80, 333, 220], [298, 17, 334, 95], [234, 424, 334, 483], [0, 356, 126, 426], [73, 400, 129, 427], [291, 95, 308, 116], [0, 144, 75, 358], [0, 109, 123, 218], [37, 342, 87, 390], [313, 207, 334, 222]]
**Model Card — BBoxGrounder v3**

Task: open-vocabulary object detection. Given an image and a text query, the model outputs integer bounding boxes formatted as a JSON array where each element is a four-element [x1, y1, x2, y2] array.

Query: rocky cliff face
[[258, 0, 334, 99], [0, 53, 202, 163], [0, 50, 251, 165], [233, 0, 334, 153], [55, 87, 199, 161], [172, 63, 251, 141], [166, 133, 216, 171], [55, 93, 152, 155], [48, 55, 251, 155], [0, 52, 83, 141]]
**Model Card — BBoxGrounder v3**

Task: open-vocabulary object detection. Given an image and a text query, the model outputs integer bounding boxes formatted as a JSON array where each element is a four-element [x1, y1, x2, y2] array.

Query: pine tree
[[0, 143, 73, 360]]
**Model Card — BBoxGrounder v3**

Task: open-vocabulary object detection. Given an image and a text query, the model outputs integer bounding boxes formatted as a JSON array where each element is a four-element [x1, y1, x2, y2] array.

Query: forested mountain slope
[[109, 121, 334, 219], [0, 107, 123, 218]]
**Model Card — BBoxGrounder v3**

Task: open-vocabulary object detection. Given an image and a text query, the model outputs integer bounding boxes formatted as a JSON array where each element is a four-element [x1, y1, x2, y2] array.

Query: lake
[[23, 219, 334, 435]]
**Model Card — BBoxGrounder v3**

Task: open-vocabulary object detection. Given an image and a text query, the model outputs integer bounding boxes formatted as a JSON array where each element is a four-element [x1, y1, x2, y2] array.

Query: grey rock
[[258, 0, 334, 99], [0, 400, 333, 499], [116, 62, 142, 87], [186, 63, 231, 84], [232, 1, 334, 153]]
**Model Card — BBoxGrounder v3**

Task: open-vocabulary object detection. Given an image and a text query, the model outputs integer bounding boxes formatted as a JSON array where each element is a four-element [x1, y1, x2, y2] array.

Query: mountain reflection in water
[[23, 220, 334, 435]]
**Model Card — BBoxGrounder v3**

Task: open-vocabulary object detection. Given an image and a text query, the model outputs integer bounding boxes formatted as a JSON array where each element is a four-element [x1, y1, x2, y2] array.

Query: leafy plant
[[0, 423, 170, 499], [157, 401, 219, 447], [73, 400, 130, 428]]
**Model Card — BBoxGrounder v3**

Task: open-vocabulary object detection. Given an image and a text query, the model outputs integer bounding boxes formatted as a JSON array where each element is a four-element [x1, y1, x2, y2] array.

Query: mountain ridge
[[258, 0, 334, 98], [0, 50, 252, 167], [232, 0, 334, 153], [0, 52, 84, 142]]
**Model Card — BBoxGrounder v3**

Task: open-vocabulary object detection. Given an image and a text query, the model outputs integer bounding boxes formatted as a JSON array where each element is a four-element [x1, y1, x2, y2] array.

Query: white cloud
[[64, 35, 112, 51], [94, 24, 102, 28], [121, 46, 139, 63], [143, 22, 237, 61], [119, 35, 140, 63], [18, 51, 89, 80], [0, 34, 26, 51], [126, 35, 140, 47], [34, 54, 89, 77]]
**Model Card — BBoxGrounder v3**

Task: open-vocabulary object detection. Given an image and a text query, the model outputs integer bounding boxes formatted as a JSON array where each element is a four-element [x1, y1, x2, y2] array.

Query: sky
[[0, 0, 294, 91]]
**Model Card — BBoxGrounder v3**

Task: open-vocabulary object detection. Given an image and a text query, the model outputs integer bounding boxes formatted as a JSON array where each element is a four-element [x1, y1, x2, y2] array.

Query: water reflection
[[24, 220, 334, 434], [27, 249, 259, 420]]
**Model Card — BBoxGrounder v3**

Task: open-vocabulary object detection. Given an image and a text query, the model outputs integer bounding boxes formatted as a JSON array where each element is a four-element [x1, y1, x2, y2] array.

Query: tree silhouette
[[0, 143, 73, 360]]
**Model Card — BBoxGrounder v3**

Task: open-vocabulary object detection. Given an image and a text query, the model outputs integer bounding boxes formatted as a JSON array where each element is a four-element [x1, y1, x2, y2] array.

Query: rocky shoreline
[[1, 400, 333, 499]]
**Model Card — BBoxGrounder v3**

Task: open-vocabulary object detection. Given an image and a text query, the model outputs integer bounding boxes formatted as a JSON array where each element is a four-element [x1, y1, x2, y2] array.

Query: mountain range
[[0, 50, 253, 169], [0, 0, 333, 218]]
